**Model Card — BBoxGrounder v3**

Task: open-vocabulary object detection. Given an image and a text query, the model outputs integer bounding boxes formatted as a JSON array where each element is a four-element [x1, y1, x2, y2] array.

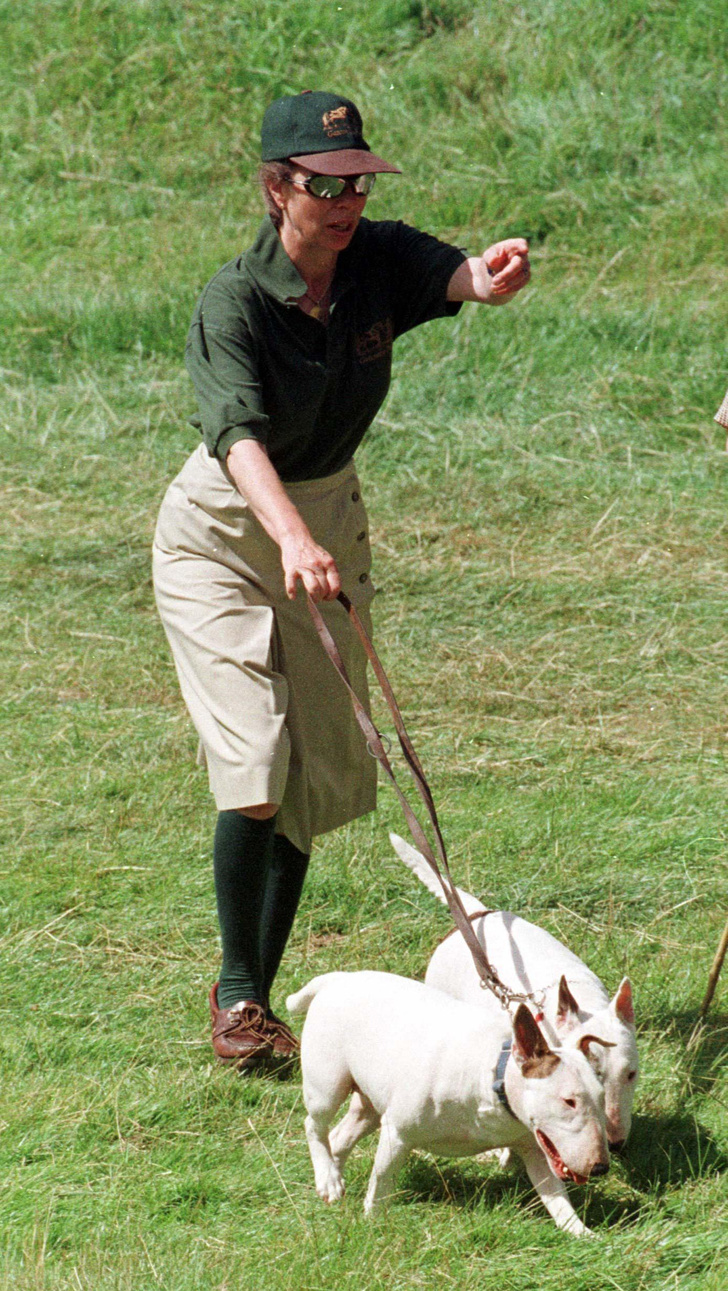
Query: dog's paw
[[315, 1165, 345, 1204], [477, 1147, 512, 1169], [565, 1218, 594, 1239]]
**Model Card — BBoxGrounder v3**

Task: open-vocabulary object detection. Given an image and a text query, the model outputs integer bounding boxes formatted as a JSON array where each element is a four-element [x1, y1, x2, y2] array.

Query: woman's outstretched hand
[[447, 237, 530, 304], [483, 239, 531, 301]]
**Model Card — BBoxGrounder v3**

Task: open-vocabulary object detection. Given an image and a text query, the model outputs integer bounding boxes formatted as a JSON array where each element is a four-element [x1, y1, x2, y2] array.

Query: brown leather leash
[[306, 590, 532, 1011]]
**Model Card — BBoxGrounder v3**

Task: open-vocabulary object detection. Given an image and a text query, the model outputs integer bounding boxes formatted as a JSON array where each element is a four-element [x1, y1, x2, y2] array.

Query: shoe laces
[[228, 1002, 268, 1035], [266, 1012, 298, 1045]]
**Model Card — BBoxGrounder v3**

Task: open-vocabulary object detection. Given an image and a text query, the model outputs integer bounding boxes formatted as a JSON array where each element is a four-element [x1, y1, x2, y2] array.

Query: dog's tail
[[286, 973, 343, 1017], [389, 832, 486, 917]]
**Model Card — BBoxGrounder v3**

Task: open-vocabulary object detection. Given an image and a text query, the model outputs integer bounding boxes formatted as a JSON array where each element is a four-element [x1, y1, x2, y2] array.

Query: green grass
[[1, 1, 728, 1287]]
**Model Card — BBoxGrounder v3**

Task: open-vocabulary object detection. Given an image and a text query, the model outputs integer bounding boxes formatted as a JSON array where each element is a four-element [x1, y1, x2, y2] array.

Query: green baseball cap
[[261, 90, 401, 176]]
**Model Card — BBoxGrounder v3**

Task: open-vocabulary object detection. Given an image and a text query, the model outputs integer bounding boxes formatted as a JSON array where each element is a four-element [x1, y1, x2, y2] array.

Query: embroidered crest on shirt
[[355, 319, 393, 364], [322, 106, 354, 138]]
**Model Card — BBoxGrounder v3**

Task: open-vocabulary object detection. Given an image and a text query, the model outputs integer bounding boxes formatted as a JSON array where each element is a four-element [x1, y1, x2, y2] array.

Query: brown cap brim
[[289, 148, 401, 176]]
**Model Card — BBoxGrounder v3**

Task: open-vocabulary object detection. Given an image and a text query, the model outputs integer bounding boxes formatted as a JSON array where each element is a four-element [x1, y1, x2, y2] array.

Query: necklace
[[301, 284, 331, 321]]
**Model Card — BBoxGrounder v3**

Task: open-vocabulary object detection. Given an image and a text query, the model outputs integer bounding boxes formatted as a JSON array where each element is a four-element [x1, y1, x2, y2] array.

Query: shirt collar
[[244, 216, 365, 306], [244, 218, 307, 304]]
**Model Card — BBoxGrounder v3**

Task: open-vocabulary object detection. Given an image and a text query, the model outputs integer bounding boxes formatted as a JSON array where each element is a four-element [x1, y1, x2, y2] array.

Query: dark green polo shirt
[[185, 216, 466, 482]]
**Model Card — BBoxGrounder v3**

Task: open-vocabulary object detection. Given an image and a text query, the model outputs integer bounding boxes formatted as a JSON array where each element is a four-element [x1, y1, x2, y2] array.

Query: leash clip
[[367, 731, 392, 759]]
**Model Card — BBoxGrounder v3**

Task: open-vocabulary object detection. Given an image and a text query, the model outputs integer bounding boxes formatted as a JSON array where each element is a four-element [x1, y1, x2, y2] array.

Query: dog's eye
[[627, 1071, 637, 1082], [563, 1098, 576, 1109]]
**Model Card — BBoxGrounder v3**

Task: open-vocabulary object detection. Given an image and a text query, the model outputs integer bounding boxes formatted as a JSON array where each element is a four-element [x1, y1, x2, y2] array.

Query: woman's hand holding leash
[[280, 533, 341, 601]]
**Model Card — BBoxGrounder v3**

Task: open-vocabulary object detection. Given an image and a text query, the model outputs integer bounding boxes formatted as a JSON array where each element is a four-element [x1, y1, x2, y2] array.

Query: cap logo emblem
[[322, 105, 353, 138]]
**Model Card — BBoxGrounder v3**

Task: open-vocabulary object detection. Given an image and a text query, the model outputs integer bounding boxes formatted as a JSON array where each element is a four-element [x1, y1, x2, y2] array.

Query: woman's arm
[[447, 238, 530, 304], [226, 438, 341, 601]]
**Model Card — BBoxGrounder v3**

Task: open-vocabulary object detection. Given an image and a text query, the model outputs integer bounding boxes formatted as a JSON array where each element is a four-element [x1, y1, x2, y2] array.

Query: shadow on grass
[[644, 1007, 728, 1098], [622, 1108, 728, 1192], [402, 1152, 524, 1210], [232, 1057, 300, 1084], [398, 1102, 728, 1228], [400, 1155, 645, 1229]]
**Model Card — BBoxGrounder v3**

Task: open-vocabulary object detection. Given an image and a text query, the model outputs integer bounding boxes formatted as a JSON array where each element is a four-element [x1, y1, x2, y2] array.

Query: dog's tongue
[[536, 1130, 588, 1185]]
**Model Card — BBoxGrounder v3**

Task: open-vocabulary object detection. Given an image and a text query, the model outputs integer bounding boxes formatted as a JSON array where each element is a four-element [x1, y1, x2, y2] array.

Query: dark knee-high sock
[[260, 834, 310, 1006], [213, 811, 276, 1009]]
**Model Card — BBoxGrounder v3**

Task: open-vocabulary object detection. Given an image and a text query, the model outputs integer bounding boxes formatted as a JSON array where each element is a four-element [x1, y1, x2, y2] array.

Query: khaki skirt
[[152, 444, 377, 855]]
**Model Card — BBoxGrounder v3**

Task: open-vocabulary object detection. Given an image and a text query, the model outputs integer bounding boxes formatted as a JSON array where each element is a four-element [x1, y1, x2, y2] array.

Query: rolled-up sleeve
[[185, 280, 271, 461], [714, 389, 728, 430]]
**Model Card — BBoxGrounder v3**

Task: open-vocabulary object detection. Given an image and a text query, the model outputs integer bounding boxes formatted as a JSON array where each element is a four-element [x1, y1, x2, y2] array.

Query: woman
[[152, 90, 530, 1069]]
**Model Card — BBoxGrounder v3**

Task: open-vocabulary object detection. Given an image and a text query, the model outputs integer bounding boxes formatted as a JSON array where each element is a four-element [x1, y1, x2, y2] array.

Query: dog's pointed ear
[[611, 977, 634, 1026], [512, 1004, 559, 1077], [556, 975, 581, 1031]]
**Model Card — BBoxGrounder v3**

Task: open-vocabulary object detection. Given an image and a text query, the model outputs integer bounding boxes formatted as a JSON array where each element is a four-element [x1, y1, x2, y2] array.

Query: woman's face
[[272, 165, 369, 257]]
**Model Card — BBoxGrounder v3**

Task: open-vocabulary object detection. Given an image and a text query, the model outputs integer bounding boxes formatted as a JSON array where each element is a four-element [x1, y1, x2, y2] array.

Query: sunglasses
[[289, 172, 376, 199]]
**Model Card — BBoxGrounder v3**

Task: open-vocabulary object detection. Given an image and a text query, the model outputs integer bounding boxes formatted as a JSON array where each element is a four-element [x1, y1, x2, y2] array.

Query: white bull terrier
[[287, 970, 611, 1235], [390, 834, 639, 1150]]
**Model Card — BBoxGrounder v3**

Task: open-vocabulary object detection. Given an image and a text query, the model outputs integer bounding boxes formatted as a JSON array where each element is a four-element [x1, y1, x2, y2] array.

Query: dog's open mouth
[[536, 1130, 589, 1184]]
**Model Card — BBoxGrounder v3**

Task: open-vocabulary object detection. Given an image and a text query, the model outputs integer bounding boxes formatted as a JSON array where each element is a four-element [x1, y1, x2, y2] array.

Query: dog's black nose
[[609, 1140, 626, 1154], [589, 1161, 609, 1177]]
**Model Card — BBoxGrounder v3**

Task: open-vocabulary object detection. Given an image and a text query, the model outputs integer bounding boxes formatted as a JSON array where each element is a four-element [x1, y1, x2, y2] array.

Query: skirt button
[[351, 490, 360, 502], [359, 572, 368, 584], [357, 530, 366, 541]]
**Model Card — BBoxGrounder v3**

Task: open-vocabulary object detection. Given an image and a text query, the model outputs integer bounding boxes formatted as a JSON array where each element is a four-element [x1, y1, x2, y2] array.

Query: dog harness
[[493, 1039, 516, 1118]]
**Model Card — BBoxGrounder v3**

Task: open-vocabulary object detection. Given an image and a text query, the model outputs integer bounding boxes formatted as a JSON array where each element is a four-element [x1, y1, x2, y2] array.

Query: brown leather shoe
[[265, 1010, 299, 1061], [209, 983, 274, 1068]]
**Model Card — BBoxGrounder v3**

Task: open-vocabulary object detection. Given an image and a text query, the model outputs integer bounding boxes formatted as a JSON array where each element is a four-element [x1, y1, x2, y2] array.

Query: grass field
[[2, 1, 728, 1287]]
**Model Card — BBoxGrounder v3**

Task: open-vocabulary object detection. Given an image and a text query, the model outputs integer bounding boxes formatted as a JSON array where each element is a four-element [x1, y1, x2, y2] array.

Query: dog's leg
[[302, 1067, 352, 1205], [329, 1090, 381, 1168], [363, 1116, 410, 1216], [517, 1142, 593, 1237], [304, 1110, 346, 1204]]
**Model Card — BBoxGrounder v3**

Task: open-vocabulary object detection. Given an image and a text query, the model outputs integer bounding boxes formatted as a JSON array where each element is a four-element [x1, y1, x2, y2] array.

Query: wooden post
[[699, 914, 728, 1019]]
